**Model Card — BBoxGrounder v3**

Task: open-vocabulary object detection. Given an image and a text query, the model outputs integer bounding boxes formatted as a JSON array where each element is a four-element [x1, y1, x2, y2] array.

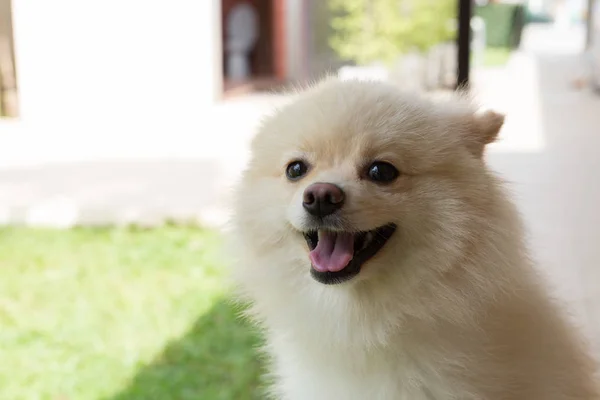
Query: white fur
[[228, 79, 599, 399]]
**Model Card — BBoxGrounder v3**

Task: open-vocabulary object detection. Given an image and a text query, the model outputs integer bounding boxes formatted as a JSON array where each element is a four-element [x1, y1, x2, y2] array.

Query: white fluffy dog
[[228, 79, 599, 399]]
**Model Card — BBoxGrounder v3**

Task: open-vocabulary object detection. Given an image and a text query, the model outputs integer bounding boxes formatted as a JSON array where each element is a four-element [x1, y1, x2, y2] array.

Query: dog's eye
[[367, 162, 399, 183], [286, 161, 309, 181]]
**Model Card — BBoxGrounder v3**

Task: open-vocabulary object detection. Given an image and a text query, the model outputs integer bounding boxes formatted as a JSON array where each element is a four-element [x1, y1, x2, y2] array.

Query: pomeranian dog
[[228, 78, 599, 399]]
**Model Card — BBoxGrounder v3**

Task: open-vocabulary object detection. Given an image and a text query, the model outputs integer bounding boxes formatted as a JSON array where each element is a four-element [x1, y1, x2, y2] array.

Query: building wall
[[11, 0, 222, 123], [0, 0, 15, 73], [0, 0, 17, 116], [273, 0, 287, 80], [591, 0, 600, 88], [285, 0, 304, 81], [305, 0, 347, 80]]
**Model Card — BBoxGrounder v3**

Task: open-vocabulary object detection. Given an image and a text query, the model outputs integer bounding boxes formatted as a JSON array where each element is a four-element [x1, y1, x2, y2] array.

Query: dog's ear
[[464, 110, 505, 158]]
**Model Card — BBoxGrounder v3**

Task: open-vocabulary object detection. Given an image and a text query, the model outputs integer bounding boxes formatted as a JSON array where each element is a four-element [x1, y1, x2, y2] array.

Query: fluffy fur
[[228, 78, 599, 399]]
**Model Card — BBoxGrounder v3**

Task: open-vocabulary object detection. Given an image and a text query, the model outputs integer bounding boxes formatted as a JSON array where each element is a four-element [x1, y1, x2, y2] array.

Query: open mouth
[[303, 224, 397, 285]]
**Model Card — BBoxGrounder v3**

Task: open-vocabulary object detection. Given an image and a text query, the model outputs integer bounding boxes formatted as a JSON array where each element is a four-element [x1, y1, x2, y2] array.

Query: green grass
[[0, 226, 265, 400]]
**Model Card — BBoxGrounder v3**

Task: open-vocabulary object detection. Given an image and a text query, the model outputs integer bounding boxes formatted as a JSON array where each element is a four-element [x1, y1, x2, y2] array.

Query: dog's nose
[[302, 182, 345, 217]]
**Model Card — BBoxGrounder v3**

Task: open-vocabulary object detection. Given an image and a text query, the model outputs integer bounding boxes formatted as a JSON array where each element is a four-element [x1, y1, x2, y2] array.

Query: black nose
[[302, 182, 345, 217]]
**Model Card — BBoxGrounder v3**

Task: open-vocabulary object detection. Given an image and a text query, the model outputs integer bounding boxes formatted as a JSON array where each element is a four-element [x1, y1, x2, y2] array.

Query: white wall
[[11, 0, 222, 124], [285, 0, 304, 81]]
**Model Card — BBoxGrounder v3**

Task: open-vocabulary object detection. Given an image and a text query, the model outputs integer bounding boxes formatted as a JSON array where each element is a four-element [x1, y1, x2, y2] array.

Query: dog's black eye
[[367, 162, 399, 183], [286, 161, 309, 181]]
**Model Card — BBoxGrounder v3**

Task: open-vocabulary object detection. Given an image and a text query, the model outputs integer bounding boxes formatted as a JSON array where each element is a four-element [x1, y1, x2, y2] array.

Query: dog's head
[[231, 79, 504, 289]]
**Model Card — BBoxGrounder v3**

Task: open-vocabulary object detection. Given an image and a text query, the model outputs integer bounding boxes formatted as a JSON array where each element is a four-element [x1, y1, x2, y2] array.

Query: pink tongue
[[309, 232, 354, 272]]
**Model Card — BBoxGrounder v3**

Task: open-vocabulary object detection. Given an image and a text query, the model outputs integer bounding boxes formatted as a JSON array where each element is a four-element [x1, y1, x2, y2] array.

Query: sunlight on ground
[[476, 52, 546, 154], [0, 226, 265, 400]]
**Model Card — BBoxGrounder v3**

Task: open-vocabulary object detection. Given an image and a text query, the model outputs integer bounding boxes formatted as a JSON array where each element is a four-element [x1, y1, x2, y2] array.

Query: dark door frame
[[457, 0, 472, 90]]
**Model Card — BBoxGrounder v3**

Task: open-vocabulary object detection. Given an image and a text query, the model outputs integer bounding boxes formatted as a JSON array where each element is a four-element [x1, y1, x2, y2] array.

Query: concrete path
[[0, 94, 291, 227], [483, 24, 600, 361]]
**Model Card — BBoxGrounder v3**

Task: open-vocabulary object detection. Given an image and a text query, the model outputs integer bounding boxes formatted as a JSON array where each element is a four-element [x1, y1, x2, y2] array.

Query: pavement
[[0, 94, 291, 227], [481, 24, 600, 360]]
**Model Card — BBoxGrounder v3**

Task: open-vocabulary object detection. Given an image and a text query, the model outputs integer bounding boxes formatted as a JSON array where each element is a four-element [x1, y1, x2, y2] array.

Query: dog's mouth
[[303, 224, 397, 285]]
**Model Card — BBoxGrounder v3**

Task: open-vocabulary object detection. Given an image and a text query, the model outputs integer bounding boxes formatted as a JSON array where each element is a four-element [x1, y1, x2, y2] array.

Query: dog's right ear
[[464, 110, 505, 158]]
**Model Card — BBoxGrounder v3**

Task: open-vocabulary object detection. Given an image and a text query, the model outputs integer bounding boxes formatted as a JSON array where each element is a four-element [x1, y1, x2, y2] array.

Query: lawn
[[0, 226, 265, 400]]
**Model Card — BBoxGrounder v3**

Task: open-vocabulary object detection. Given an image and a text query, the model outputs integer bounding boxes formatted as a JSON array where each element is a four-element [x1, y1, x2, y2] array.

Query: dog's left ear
[[464, 110, 505, 158]]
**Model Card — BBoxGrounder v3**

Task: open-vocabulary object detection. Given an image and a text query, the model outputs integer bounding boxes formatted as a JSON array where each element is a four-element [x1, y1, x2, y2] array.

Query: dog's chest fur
[[266, 324, 457, 400]]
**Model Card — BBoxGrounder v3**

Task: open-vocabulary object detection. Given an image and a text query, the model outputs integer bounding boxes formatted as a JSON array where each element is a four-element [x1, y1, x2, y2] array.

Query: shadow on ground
[[107, 299, 266, 400]]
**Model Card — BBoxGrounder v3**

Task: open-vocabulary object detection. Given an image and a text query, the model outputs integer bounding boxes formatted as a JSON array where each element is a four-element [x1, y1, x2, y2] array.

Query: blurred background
[[1, 0, 599, 398]]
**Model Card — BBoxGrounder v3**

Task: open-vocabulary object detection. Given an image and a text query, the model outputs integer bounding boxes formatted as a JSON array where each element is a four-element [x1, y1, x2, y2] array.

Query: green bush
[[328, 0, 456, 65]]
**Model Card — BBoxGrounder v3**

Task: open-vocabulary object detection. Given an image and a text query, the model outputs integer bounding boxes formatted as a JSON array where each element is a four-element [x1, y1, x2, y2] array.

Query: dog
[[228, 78, 599, 399]]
